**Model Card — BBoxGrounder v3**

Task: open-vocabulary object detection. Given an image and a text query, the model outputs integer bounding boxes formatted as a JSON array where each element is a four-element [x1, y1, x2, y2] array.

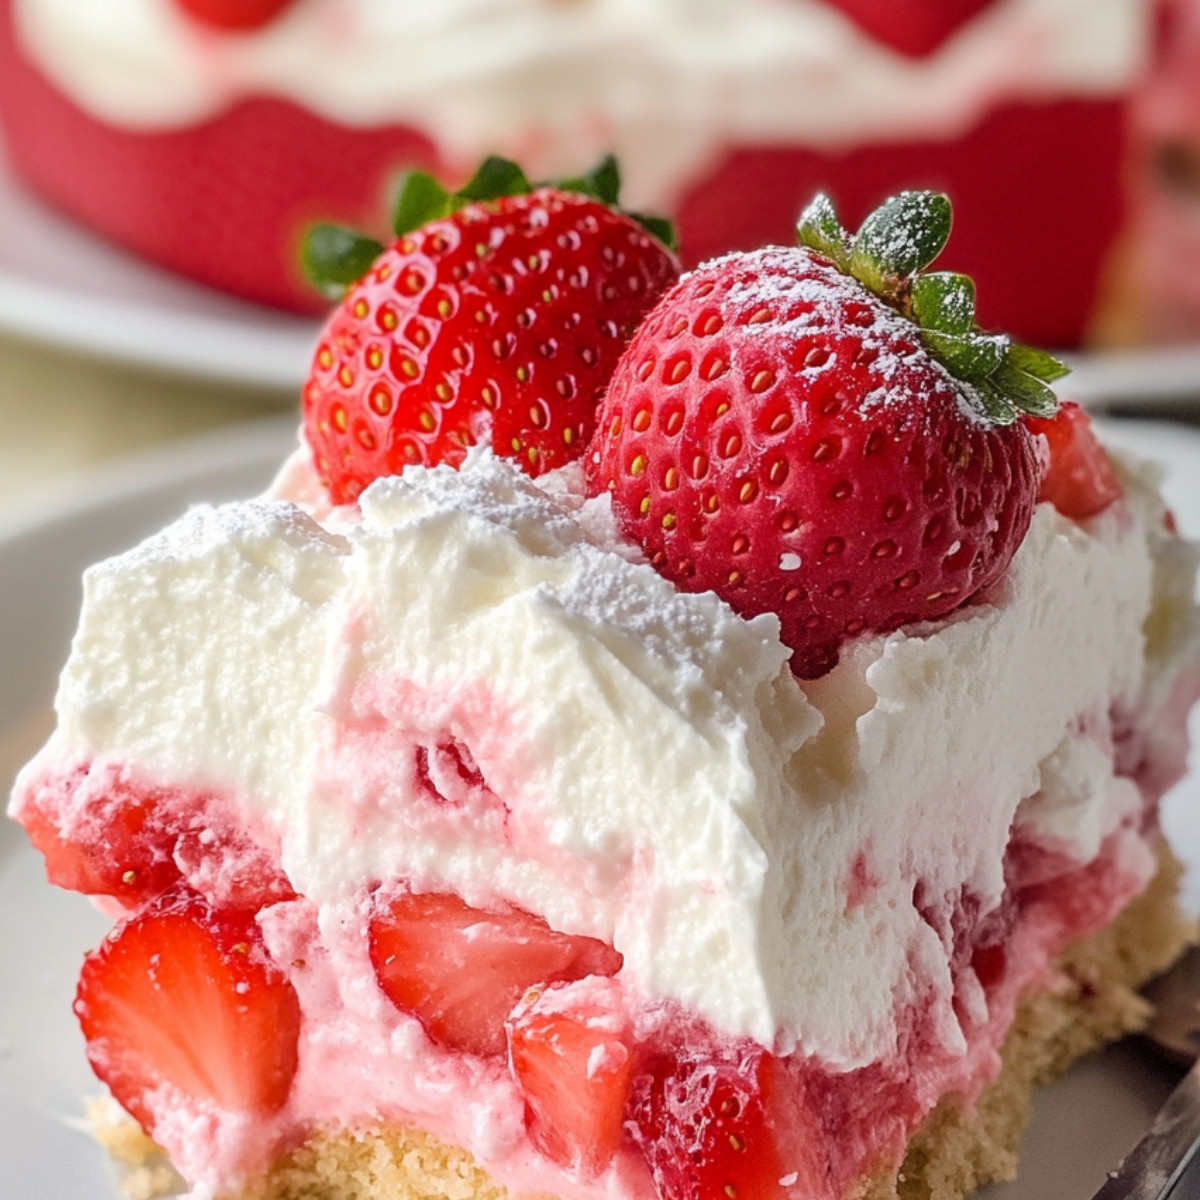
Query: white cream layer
[[12, 0, 1147, 211], [24, 448, 1193, 1065]]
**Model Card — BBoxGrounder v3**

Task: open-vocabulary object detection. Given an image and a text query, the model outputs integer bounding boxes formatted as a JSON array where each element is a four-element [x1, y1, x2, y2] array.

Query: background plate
[[0, 143, 318, 391], [0, 416, 1197, 1200], [5, 136, 1200, 408]]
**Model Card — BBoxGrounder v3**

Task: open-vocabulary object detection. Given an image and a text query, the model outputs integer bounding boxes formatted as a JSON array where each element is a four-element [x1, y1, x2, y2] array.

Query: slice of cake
[[9, 185, 1200, 1200], [0, 0, 1149, 346]]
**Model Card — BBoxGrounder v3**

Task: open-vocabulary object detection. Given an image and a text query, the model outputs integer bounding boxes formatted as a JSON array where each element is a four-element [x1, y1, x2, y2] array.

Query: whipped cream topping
[[12, 0, 1147, 211], [22, 447, 1190, 1065]]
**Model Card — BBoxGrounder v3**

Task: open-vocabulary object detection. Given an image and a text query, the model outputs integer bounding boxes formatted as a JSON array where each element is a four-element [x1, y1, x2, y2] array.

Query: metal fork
[[1091, 946, 1200, 1199]]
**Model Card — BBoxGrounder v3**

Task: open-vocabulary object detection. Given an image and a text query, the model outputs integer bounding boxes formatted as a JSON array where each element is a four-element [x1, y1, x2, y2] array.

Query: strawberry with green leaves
[[586, 190, 1068, 677], [303, 156, 679, 505]]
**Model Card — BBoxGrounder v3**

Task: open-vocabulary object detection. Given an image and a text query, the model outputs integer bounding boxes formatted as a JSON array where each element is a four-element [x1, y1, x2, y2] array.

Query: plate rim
[[0, 414, 299, 548]]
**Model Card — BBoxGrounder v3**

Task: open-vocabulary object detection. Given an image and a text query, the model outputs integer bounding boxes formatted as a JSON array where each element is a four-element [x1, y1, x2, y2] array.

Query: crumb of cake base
[[8, 188, 1200, 1200], [0, 0, 1145, 345]]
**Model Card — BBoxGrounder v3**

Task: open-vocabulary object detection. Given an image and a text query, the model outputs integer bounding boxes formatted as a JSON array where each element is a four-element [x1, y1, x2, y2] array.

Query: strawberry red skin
[[13, 760, 294, 910], [586, 247, 1041, 679], [1025, 400, 1123, 521], [75, 889, 301, 1134], [19, 771, 182, 904], [304, 189, 680, 505], [821, 0, 997, 58], [628, 1043, 826, 1200], [368, 891, 623, 1058], [507, 977, 634, 1177], [173, 0, 295, 31]]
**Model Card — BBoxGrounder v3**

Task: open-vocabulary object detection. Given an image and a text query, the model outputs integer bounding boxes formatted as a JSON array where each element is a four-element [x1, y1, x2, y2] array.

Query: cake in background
[[0, 0, 1147, 348], [1120, 0, 1200, 344]]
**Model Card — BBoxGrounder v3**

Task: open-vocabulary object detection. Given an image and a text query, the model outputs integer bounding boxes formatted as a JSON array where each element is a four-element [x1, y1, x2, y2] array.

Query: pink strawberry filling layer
[[14, 699, 1175, 1200]]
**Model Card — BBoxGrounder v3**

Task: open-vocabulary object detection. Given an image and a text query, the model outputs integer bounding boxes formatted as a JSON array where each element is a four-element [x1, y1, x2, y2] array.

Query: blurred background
[[2, 0, 1200, 513]]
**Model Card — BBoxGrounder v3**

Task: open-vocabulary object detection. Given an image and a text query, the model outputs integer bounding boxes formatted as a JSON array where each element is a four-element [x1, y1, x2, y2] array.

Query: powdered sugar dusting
[[359, 446, 586, 555], [701, 248, 983, 425]]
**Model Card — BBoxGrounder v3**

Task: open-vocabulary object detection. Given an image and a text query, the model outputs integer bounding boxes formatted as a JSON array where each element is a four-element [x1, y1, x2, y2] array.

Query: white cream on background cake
[[9, 0, 1142, 205], [9, 186, 1200, 1200], [0, 0, 1149, 345]]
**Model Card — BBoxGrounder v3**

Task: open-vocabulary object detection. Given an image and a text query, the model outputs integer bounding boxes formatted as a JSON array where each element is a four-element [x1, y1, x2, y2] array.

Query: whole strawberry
[[585, 192, 1066, 678], [302, 157, 679, 505]]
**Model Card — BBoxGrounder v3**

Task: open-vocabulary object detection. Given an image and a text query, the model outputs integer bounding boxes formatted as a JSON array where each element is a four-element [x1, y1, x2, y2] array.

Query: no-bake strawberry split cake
[[10, 176, 1200, 1200]]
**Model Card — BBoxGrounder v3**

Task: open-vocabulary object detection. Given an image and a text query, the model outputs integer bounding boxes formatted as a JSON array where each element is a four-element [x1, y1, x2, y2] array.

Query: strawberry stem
[[302, 225, 384, 298], [304, 153, 677, 300], [795, 190, 1067, 425]]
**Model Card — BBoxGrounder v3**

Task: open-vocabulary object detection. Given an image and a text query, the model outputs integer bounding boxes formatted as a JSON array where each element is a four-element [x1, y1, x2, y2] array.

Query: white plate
[[0, 140, 319, 392], [0, 416, 1198, 1200], [6, 131, 1200, 410]]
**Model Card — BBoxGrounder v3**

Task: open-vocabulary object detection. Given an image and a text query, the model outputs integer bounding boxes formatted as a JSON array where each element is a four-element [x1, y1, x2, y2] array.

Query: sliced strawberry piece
[[822, 0, 997, 58], [506, 977, 634, 1177], [75, 889, 301, 1134], [368, 891, 622, 1057], [19, 774, 181, 903], [628, 1043, 827, 1200], [173, 0, 296, 31], [1025, 401, 1123, 521], [13, 762, 294, 909]]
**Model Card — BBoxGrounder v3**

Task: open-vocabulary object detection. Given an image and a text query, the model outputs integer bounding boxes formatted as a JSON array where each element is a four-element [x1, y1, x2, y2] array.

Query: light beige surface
[[0, 330, 293, 519]]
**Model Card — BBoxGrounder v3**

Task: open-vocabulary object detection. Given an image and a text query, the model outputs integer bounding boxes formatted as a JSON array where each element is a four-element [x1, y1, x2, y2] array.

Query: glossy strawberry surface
[[75, 888, 301, 1134], [586, 246, 1041, 677], [304, 188, 678, 504]]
